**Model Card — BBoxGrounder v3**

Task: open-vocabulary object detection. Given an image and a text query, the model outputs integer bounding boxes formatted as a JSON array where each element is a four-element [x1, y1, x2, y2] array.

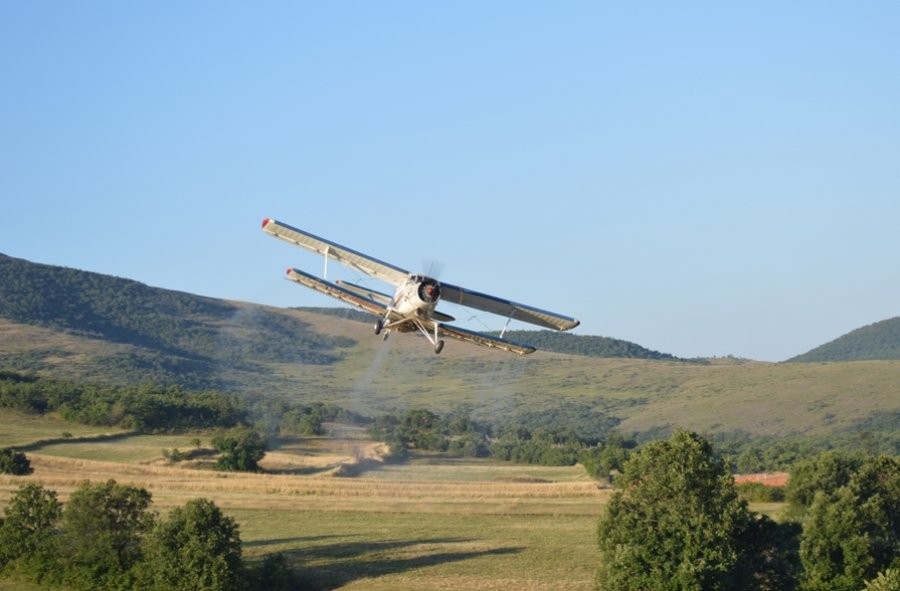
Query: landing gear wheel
[[374, 319, 384, 335], [434, 340, 444, 355]]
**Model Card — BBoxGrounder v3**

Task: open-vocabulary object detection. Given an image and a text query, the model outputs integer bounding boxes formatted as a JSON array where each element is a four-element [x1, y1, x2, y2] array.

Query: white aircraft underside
[[262, 218, 579, 355]]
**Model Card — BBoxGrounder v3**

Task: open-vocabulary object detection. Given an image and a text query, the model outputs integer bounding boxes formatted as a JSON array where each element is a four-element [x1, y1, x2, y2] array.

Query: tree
[[0, 447, 33, 475], [211, 427, 267, 472], [785, 451, 862, 518], [0, 484, 61, 579], [139, 498, 243, 591], [799, 455, 900, 591], [595, 429, 761, 591], [58, 479, 155, 590]]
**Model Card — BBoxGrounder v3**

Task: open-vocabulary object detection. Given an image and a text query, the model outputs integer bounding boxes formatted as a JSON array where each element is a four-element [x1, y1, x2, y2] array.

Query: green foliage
[[247, 398, 365, 438], [865, 569, 900, 591], [595, 430, 779, 591], [368, 409, 491, 459], [368, 407, 631, 470], [736, 482, 786, 503], [0, 447, 32, 475], [0, 371, 364, 442], [728, 430, 898, 475], [138, 498, 243, 591], [211, 428, 267, 472], [785, 451, 863, 518], [578, 433, 633, 480], [0, 480, 289, 591], [798, 455, 900, 591], [734, 516, 801, 591], [0, 371, 245, 431], [788, 316, 900, 362], [0, 484, 62, 580], [58, 479, 156, 590]]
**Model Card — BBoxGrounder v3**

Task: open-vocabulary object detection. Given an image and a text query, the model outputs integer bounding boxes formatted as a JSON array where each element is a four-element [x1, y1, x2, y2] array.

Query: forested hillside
[[789, 316, 900, 362], [0, 253, 355, 389]]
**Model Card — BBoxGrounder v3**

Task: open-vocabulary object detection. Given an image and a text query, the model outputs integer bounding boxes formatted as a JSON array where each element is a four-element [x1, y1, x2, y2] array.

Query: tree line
[[0, 370, 356, 438], [367, 408, 634, 479], [0, 480, 294, 591]]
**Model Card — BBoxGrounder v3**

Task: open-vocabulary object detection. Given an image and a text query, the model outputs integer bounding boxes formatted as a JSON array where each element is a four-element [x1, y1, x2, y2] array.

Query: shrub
[[0, 447, 32, 475]]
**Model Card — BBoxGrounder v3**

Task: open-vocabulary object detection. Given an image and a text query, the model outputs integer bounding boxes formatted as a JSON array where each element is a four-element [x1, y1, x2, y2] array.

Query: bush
[[596, 430, 793, 591], [58, 479, 155, 590], [211, 428, 267, 472], [0, 448, 32, 475], [139, 498, 243, 591], [0, 484, 61, 579], [736, 482, 786, 503]]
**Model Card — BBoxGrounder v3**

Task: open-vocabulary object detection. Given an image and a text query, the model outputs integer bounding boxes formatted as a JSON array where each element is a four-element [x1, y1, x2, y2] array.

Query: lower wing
[[285, 268, 386, 317], [438, 324, 536, 356]]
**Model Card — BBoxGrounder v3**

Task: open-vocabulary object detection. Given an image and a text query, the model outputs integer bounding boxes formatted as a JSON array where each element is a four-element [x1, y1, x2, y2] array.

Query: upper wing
[[439, 283, 580, 331], [263, 218, 409, 285]]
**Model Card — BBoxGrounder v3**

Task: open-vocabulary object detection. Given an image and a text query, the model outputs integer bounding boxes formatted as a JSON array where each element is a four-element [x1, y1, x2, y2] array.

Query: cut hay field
[[1, 415, 609, 590]]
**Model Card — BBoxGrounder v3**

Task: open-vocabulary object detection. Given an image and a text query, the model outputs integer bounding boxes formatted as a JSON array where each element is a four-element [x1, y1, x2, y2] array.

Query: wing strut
[[499, 309, 516, 339], [323, 246, 330, 279]]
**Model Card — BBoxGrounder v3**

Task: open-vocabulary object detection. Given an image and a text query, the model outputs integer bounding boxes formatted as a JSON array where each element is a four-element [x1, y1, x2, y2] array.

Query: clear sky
[[2, 2, 899, 361]]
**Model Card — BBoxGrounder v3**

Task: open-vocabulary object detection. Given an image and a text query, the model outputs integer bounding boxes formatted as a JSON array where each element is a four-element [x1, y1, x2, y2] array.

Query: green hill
[[1, 253, 899, 448], [0, 253, 354, 389], [788, 316, 900, 362]]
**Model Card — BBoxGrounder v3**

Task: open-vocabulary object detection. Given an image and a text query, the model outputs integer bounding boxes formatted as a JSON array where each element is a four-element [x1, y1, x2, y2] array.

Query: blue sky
[[2, 2, 898, 361]]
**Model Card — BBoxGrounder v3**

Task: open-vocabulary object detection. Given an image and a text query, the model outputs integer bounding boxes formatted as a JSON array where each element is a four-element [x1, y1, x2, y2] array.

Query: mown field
[[1, 411, 616, 590]]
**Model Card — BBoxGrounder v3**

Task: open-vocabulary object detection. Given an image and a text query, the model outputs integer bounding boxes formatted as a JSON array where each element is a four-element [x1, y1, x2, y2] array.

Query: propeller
[[421, 259, 445, 280]]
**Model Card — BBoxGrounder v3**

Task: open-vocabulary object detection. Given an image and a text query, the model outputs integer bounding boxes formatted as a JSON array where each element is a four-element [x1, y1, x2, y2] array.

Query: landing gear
[[434, 340, 444, 355], [374, 318, 384, 335]]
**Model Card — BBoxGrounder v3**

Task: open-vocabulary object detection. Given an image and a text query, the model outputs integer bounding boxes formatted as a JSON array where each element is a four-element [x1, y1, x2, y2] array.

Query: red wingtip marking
[[262, 218, 273, 229], [285, 268, 292, 275]]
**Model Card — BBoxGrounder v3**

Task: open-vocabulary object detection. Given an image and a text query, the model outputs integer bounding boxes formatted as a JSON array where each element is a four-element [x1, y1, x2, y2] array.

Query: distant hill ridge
[[789, 316, 900, 362]]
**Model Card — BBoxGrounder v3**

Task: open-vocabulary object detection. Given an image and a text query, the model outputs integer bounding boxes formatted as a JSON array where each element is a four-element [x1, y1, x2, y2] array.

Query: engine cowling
[[414, 275, 441, 304]]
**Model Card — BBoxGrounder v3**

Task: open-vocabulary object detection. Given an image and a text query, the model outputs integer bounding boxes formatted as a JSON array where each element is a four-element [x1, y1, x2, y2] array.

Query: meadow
[[1, 411, 612, 590]]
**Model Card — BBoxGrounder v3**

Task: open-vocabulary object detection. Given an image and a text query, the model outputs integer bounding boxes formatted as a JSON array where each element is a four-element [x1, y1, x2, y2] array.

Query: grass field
[[1, 414, 612, 590]]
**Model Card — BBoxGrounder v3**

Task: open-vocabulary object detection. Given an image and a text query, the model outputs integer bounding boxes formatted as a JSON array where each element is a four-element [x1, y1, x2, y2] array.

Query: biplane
[[262, 218, 579, 355]]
